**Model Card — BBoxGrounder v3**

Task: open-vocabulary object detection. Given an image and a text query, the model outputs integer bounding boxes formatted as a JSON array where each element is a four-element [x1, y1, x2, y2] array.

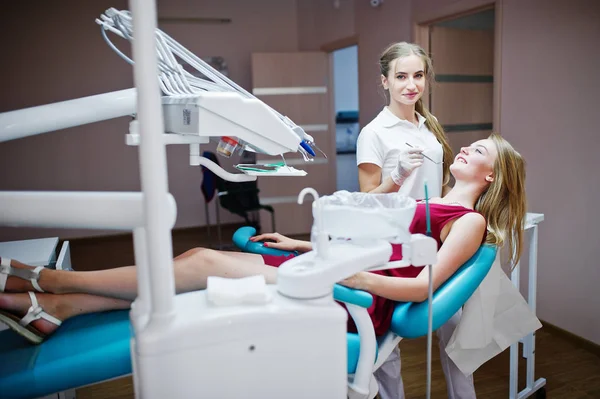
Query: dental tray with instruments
[[235, 162, 307, 176]]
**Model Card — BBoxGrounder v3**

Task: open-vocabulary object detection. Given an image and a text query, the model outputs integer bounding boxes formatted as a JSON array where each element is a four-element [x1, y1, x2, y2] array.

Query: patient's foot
[[0, 258, 54, 293], [0, 292, 67, 337]]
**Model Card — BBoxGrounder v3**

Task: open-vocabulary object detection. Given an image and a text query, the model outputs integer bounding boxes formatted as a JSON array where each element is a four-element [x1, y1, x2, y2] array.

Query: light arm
[[1, 7, 321, 159], [0, 191, 176, 230], [0, 89, 137, 143]]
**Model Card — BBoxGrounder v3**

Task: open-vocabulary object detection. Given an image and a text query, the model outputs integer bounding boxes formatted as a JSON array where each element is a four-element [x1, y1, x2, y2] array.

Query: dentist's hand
[[390, 146, 424, 186]]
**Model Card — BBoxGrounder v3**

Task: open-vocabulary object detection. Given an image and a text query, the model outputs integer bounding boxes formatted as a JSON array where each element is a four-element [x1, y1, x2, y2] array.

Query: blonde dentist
[[356, 42, 475, 399]]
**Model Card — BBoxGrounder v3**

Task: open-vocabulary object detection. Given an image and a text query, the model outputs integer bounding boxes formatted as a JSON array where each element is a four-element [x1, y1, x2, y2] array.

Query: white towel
[[206, 275, 272, 306], [445, 255, 543, 375]]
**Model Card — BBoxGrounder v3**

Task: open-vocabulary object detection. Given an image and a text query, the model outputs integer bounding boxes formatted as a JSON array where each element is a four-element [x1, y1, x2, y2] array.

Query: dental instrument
[[405, 142, 443, 164], [234, 162, 308, 176]]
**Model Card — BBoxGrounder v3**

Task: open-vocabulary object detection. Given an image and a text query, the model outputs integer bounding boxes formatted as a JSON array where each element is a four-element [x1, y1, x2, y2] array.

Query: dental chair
[[0, 215, 496, 399], [234, 225, 497, 398], [0, 233, 495, 399]]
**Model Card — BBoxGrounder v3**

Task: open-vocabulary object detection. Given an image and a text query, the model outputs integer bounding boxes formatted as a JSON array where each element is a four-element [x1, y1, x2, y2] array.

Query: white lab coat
[[356, 107, 443, 200], [444, 254, 543, 375]]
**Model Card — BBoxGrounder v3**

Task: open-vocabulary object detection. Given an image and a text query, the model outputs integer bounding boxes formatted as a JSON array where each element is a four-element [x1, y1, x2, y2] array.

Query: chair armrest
[[333, 284, 373, 308], [232, 226, 297, 256], [233, 227, 373, 308]]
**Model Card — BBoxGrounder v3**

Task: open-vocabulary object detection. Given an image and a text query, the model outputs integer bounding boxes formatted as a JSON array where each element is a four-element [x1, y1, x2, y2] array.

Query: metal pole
[[509, 256, 521, 399], [426, 263, 433, 399], [129, 0, 176, 323], [526, 226, 538, 389]]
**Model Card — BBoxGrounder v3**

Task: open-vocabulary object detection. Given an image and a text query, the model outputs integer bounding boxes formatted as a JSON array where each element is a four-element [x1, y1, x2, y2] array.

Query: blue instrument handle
[[300, 141, 316, 157]]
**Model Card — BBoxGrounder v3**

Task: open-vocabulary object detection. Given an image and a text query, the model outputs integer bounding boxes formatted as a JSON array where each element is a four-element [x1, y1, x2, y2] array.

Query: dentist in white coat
[[356, 42, 476, 399]]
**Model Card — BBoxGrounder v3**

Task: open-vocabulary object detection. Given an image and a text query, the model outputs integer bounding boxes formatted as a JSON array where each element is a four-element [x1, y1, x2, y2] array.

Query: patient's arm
[[250, 232, 312, 253], [340, 212, 486, 302]]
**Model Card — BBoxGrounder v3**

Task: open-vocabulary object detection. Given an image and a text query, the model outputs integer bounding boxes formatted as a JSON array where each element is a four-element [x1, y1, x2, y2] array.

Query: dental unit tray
[[235, 162, 307, 176], [160, 94, 302, 157]]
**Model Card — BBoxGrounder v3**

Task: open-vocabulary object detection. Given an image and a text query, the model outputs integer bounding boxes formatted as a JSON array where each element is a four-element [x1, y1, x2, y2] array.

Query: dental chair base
[[0, 288, 361, 399], [133, 237, 393, 399], [133, 286, 348, 399]]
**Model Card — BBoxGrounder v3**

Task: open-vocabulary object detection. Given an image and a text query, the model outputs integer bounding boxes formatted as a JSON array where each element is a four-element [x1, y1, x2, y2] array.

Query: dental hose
[[424, 180, 433, 399], [97, 9, 318, 159]]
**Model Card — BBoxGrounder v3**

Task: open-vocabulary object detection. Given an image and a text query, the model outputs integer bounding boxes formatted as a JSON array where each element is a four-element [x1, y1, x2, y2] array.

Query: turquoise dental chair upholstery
[[0, 310, 132, 399], [0, 228, 495, 399]]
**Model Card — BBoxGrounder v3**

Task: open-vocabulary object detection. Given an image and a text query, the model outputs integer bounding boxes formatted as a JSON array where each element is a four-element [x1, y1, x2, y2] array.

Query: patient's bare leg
[[2, 249, 277, 301]]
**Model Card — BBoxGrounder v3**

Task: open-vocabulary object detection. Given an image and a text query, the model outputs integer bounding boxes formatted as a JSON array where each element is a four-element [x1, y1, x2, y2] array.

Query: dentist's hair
[[476, 133, 527, 265], [379, 42, 453, 186]]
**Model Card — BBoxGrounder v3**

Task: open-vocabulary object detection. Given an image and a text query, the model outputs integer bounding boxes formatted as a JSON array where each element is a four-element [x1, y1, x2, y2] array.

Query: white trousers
[[373, 310, 476, 399]]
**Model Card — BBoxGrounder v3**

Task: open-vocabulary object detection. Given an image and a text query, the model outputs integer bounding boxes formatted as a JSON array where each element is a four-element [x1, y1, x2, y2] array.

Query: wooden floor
[[62, 225, 600, 399]]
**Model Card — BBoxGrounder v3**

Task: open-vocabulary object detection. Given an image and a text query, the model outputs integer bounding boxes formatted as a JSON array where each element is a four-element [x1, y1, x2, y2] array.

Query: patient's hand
[[339, 272, 371, 291], [250, 232, 312, 253]]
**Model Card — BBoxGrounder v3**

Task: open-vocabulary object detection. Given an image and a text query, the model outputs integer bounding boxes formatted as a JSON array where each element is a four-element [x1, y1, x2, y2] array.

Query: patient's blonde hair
[[379, 42, 454, 187], [475, 133, 527, 265]]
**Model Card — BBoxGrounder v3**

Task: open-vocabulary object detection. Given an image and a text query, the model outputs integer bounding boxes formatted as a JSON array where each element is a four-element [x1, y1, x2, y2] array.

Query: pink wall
[[500, 0, 600, 344], [297, 0, 356, 51], [0, 0, 298, 241], [354, 0, 413, 126], [296, 0, 414, 126], [411, 0, 494, 23]]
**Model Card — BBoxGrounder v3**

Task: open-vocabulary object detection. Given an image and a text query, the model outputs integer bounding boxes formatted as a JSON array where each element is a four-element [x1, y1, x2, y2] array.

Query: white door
[[429, 25, 495, 154]]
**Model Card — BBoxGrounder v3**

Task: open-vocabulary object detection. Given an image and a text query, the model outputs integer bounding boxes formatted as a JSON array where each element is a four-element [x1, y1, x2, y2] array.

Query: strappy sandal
[[0, 257, 45, 293], [0, 291, 62, 344]]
